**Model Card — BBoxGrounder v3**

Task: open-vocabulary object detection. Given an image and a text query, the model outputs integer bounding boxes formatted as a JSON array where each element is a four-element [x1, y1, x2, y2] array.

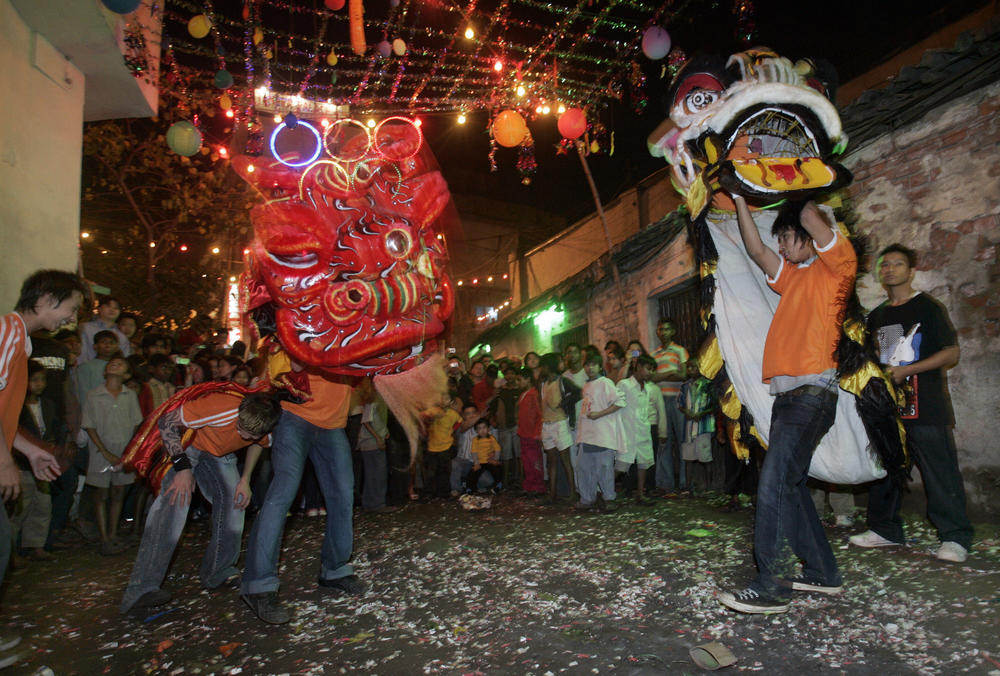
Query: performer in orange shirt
[[241, 362, 360, 624], [120, 387, 280, 615]]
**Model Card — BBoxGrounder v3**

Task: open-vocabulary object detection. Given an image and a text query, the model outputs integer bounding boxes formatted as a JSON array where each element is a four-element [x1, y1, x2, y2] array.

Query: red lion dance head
[[232, 117, 455, 377]]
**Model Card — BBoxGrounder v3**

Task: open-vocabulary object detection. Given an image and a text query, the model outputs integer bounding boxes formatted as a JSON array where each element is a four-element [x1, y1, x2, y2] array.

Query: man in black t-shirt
[[850, 244, 973, 562]]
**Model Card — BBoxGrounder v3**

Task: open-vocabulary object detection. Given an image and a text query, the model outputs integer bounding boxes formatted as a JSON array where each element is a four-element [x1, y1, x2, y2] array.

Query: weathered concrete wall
[[845, 79, 1000, 507]]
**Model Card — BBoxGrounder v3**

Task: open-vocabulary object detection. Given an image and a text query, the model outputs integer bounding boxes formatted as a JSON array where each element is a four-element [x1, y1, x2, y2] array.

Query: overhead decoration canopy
[[160, 0, 726, 119]]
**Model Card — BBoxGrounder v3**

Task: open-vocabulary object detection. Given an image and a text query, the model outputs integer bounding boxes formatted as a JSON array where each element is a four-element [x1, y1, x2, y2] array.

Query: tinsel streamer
[[240, 0, 256, 137], [516, 134, 537, 184], [409, 0, 480, 107], [488, 135, 498, 172], [440, 0, 504, 107], [733, 0, 756, 43], [630, 60, 647, 114], [298, 11, 330, 95]]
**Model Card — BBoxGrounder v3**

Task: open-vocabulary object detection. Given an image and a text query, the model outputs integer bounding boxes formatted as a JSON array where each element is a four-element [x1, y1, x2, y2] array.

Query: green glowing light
[[534, 306, 564, 333]]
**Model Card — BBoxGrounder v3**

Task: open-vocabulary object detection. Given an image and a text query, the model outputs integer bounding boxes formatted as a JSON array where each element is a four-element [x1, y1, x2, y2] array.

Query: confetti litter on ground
[[2, 492, 998, 674]]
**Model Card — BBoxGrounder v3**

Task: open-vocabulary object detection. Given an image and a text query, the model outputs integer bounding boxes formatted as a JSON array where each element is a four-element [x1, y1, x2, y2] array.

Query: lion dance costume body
[[649, 49, 906, 485]]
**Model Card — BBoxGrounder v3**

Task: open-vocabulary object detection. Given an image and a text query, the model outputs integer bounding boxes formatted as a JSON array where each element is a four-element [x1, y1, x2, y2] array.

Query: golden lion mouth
[[728, 108, 820, 159]]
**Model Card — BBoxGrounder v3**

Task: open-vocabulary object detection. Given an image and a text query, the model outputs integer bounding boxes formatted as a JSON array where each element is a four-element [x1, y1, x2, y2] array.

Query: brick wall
[[845, 79, 1000, 506]]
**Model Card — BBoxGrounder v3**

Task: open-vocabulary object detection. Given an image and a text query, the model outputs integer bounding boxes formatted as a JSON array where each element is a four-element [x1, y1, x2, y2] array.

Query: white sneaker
[[834, 515, 854, 528], [936, 541, 968, 563], [848, 530, 900, 548]]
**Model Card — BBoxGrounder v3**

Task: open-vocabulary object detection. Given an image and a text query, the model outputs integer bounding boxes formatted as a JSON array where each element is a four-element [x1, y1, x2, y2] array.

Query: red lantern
[[492, 110, 528, 148], [557, 108, 587, 140], [325, 0, 346, 9]]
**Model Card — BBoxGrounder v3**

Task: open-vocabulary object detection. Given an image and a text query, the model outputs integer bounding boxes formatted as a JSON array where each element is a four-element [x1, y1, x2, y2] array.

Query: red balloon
[[325, 0, 346, 9], [557, 108, 587, 140]]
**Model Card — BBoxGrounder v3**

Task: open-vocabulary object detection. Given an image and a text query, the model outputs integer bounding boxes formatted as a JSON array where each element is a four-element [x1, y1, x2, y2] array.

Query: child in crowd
[[76, 330, 120, 406], [15, 361, 66, 561], [576, 352, 626, 512], [467, 419, 502, 493], [422, 395, 461, 498], [82, 356, 143, 555], [493, 365, 523, 489], [615, 354, 664, 505], [516, 368, 545, 495], [449, 404, 481, 495], [357, 378, 395, 513], [139, 354, 176, 417], [678, 357, 716, 495]]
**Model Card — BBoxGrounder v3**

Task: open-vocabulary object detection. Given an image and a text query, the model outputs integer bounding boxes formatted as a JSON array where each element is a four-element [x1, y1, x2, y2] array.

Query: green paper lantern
[[166, 121, 202, 157]]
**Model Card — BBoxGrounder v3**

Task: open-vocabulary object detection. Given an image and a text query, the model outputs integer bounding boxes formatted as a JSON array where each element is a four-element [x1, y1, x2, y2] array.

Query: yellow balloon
[[220, 93, 232, 110], [327, 50, 338, 66], [253, 28, 264, 45], [590, 140, 600, 153], [392, 38, 406, 56], [188, 14, 212, 39]]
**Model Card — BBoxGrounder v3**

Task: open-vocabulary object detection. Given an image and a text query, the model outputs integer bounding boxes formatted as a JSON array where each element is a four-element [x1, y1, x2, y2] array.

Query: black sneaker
[[784, 576, 842, 595], [317, 574, 366, 596], [241, 592, 291, 624], [718, 587, 790, 614], [133, 589, 173, 608]]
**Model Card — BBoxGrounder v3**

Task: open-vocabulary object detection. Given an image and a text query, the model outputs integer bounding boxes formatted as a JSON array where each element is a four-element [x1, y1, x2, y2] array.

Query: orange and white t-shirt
[[0, 313, 30, 451], [281, 373, 352, 430], [762, 229, 857, 382], [180, 392, 270, 456]]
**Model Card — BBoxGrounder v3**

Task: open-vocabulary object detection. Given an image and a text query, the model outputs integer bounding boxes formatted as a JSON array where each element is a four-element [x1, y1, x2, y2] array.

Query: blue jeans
[[655, 396, 686, 490], [864, 424, 973, 549], [121, 448, 243, 613], [752, 385, 840, 598], [242, 411, 354, 595]]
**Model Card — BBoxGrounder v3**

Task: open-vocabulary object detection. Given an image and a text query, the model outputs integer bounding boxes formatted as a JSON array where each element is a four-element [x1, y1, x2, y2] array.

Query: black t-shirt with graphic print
[[866, 292, 956, 426]]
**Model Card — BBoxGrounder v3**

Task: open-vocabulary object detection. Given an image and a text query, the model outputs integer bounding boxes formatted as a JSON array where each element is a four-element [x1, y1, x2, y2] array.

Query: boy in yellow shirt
[[422, 396, 461, 498], [467, 419, 501, 493]]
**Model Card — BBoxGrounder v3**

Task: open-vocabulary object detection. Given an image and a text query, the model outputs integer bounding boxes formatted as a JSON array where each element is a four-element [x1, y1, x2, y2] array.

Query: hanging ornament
[[326, 50, 338, 66], [349, 0, 366, 56], [641, 26, 671, 60], [284, 113, 299, 130], [101, 0, 141, 14], [214, 69, 234, 89], [667, 48, 688, 80], [166, 121, 202, 156], [557, 108, 586, 140], [242, 2, 250, 20], [220, 93, 232, 110], [330, 71, 338, 85], [733, 0, 757, 43], [325, 0, 346, 9], [492, 110, 528, 148], [392, 38, 407, 56], [187, 14, 212, 39], [253, 28, 264, 45], [517, 136, 536, 185], [377, 40, 392, 58], [590, 140, 600, 153]]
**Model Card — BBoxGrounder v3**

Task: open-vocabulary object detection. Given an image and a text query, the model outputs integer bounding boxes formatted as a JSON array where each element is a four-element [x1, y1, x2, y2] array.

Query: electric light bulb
[[367, 118, 376, 128], [516, 86, 525, 97], [493, 60, 503, 72], [457, 113, 467, 124], [211, 247, 220, 254], [464, 27, 474, 39]]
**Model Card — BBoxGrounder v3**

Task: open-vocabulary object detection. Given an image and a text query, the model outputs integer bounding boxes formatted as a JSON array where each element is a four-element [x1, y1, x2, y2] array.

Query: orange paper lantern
[[349, 0, 366, 56], [492, 110, 528, 148]]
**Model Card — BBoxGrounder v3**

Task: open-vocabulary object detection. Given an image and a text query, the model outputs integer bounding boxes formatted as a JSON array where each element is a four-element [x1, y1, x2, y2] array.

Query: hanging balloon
[[330, 72, 338, 85], [284, 113, 299, 130], [349, 0, 366, 56], [557, 107, 587, 140], [377, 40, 392, 58], [214, 69, 234, 89], [325, 0, 346, 8], [187, 14, 212, 39], [641, 26, 671, 60], [220, 93, 232, 110], [392, 38, 406, 56], [253, 28, 264, 45], [326, 50, 338, 66], [166, 121, 202, 157], [492, 110, 528, 148], [101, 0, 141, 14], [590, 140, 600, 153]]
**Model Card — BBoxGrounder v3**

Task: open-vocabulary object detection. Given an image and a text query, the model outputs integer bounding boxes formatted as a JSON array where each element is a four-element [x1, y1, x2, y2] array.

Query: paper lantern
[[492, 110, 528, 148], [641, 26, 671, 60], [327, 50, 338, 66], [557, 108, 587, 140], [349, 0, 366, 56], [101, 0, 141, 14], [325, 0, 346, 8], [188, 14, 212, 39], [219, 93, 232, 110], [377, 40, 392, 58], [253, 28, 264, 45], [166, 121, 202, 157], [214, 69, 233, 89], [392, 38, 406, 56]]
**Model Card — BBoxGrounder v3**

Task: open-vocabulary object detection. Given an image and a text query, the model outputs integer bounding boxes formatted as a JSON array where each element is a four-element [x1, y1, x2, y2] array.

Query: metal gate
[[655, 279, 703, 353]]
